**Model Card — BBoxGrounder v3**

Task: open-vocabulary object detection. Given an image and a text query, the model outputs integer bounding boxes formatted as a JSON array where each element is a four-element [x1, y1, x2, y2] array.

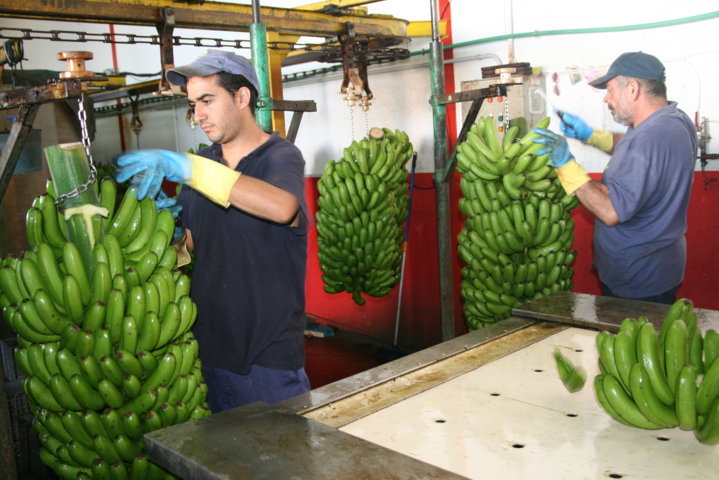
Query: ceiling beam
[[0, 0, 408, 38]]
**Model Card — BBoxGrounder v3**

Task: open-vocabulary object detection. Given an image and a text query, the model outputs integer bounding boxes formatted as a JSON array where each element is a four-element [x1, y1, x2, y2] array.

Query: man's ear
[[236, 86, 253, 109]]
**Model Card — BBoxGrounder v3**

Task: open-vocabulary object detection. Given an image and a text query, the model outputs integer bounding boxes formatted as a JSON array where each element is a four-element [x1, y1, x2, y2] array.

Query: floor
[[303, 327, 403, 389]]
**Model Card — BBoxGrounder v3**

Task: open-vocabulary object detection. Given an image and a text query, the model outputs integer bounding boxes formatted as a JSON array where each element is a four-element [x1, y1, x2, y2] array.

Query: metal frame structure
[[0, 0, 412, 204]]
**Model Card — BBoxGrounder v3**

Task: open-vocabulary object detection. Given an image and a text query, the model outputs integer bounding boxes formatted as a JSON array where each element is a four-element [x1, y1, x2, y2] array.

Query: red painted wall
[[304, 171, 719, 350]]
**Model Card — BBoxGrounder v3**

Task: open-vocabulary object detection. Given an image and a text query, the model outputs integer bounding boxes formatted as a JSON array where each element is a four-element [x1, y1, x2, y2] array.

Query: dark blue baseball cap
[[166, 49, 260, 93], [589, 52, 666, 89]]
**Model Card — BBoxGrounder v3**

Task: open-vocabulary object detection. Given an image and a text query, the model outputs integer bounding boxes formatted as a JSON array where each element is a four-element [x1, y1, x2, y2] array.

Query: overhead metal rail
[[0, 0, 408, 38]]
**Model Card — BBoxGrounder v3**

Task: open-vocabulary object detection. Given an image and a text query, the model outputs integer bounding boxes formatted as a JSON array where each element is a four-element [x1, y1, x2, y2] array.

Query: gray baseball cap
[[166, 49, 260, 93]]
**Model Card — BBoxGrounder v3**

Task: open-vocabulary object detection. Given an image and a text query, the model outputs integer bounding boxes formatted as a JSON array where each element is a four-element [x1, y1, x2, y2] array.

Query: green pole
[[429, 0, 455, 341], [250, 1, 272, 132]]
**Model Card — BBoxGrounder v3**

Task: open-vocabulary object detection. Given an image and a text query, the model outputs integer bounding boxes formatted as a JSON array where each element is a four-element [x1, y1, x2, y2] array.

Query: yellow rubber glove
[[555, 160, 591, 196], [116, 150, 241, 207], [586, 130, 614, 153], [188, 153, 242, 207]]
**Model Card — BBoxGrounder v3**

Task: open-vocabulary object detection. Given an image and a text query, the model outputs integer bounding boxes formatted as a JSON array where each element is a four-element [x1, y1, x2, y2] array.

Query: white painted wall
[[3, 1, 718, 175]]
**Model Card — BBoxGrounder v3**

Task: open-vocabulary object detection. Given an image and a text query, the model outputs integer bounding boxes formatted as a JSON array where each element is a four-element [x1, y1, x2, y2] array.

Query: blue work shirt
[[178, 132, 308, 375], [594, 101, 696, 298]]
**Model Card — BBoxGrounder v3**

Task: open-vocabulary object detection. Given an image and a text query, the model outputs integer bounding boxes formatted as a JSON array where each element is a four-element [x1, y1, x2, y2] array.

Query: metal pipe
[[250, 1, 273, 131], [429, 0, 455, 341]]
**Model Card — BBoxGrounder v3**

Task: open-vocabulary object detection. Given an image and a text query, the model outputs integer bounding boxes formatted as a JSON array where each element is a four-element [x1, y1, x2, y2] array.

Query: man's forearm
[[228, 175, 300, 226], [575, 180, 620, 226]]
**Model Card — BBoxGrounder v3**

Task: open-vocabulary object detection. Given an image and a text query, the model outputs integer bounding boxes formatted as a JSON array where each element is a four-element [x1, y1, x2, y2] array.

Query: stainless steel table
[[145, 293, 719, 479]]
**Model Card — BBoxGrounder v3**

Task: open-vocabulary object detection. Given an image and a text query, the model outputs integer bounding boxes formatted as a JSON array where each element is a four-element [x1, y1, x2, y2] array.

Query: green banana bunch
[[456, 116, 579, 329], [1, 178, 210, 479], [592, 298, 719, 445], [316, 128, 413, 306]]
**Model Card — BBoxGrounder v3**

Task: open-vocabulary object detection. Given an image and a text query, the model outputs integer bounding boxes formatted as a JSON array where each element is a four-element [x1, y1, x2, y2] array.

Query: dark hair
[[216, 71, 259, 116]]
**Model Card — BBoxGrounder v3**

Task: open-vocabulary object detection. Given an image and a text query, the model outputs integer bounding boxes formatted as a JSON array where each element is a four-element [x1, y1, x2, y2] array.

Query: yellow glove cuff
[[556, 160, 591, 196], [188, 153, 241, 207], [586, 130, 613, 153]]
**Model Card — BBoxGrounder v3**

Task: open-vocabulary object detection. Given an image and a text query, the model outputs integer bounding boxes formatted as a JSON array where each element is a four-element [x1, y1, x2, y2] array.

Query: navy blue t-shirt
[[178, 132, 307, 374], [594, 102, 696, 297]]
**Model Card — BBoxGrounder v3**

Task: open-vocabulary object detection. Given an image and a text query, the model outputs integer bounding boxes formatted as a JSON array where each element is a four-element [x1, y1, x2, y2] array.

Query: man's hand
[[116, 150, 240, 207], [558, 111, 614, 153], [116, 150, 191, 200], [558, 112, 593, 142], [155, 190, 182, 219], [532, 127, 590, 196], [533, 127, 573, 168]]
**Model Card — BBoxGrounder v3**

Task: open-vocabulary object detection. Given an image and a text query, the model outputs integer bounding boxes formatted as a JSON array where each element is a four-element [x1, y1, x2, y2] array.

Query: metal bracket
[[0, 103, 39, 206], [0, 80, 85, 207], [339, 23, 373, 111], [267, 99, 317, 144], [156, 7, 176, 94]]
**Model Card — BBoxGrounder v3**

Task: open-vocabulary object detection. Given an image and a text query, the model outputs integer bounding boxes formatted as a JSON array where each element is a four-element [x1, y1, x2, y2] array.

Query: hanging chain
[[349, 105, 356, 141], [363, 108, 369, 136], [55, 92, 97, 205], [130, 95, 143, 149]]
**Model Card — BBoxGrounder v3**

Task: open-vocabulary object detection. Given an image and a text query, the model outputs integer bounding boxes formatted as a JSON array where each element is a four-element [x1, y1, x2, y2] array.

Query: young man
[[533, 52, 697, 304], [116, 49, 310, 412]]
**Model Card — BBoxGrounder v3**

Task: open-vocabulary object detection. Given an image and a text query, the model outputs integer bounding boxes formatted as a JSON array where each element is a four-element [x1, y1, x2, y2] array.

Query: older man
[[534, 52, 697, 303]]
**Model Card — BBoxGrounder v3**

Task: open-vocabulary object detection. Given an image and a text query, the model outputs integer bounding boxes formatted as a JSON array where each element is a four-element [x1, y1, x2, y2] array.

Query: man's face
[[604, 77, 634, 127], [187, 75, 243, 145]]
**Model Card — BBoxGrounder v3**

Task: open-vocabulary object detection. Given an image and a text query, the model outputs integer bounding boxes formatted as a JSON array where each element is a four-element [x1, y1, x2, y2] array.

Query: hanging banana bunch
[[0, 172, 209, 480], [315, 128, 413, 306], [456, 116, 580, 330]]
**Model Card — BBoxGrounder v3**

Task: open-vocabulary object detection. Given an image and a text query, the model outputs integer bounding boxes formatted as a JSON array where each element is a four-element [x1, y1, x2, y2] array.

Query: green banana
[[62, 274, 85, 324], [598, 333, 622, 384], [24, 375, 64, 411], [553, 349, 586, 392], [115, 349, 144, 378], [696, 357, 719, 415], [663, 319, 688, 394], [613, 330, 636, 391], [48, 374, 83, 410], [695, 397, 719, 445], [600, 373, 663, 430], [124, 196, 158, 254], [123, 411, 144, 440], [705, 329, 719, 369], [36, 242, 64, 307], [636, 322, 674, 406], [25, 207, 45, 250], [66, 439, 96, 468], [61, 410, 95, 449], [675, 365, 698, 431], [62, 241, 92, 306], [97, 378, 125, 408], [32, 289, 67, 335], [628, 362, 678, 428]]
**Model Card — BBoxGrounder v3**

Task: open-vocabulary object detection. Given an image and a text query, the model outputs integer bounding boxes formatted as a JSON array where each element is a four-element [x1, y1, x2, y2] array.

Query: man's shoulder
[[263, 133, 304, 160]]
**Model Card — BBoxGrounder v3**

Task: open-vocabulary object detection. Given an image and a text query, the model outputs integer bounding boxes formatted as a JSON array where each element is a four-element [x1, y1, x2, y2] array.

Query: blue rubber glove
[[558, 112, 593, 142], [532, 127, 573, 168], [116, 150, 191, 200], [155, 190, 183, 219], [116, 149, 241, 207]]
